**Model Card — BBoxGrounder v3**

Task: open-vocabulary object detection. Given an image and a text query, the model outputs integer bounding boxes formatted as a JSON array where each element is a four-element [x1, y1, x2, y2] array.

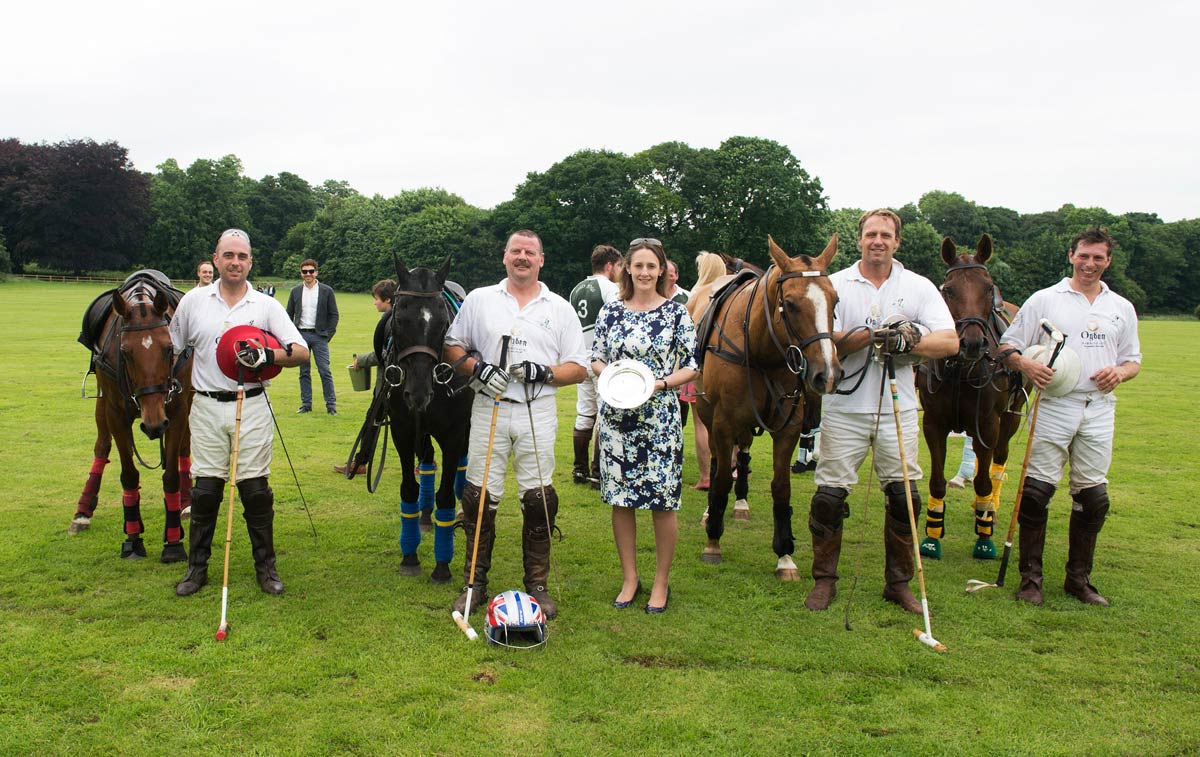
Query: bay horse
[[71, 273, 193, 563], [917, 235, 1025, 560], [384, 255, 472, 582], [695, 235, 841, 579]]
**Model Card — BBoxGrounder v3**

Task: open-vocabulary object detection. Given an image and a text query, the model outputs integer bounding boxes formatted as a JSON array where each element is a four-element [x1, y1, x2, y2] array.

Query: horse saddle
[[78, 270, 185, 380], [693, 269, 761, 370]]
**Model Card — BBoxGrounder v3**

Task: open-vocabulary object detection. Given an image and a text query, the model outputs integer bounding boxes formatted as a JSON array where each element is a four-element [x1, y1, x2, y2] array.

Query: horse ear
[[814, 233, 838, 271], [941, 237, 958, 267], [767, 235, 791, 270], [437, 255, 452, 284], [113, 289, 129, 317], [976, 234, 993, 264], [392, 251, 408, 282], [153, 287, 169, 314]]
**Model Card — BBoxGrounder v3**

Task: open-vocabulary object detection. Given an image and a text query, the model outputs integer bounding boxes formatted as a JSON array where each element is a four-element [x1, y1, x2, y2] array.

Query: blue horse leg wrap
[[455, 455, 468, 500], [399, 499, 422, 555], [419, 461, 437, 514], [433, 507, 455, 564]]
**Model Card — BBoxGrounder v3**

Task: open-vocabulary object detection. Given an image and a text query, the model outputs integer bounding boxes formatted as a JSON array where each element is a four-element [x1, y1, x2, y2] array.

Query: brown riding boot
[[452, 484, 496, 615], [1064, 514, 1109, 606], [1015, 521, 1046, 605], [804, 527, 843, 611], [521, 487, 559, 619], [572, 428, 592, 485], [882, 516, 922, 614]]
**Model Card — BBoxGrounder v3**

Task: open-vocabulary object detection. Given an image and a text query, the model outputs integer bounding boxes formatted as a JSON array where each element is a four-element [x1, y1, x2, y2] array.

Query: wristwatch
[[544, 366, 555, 385]]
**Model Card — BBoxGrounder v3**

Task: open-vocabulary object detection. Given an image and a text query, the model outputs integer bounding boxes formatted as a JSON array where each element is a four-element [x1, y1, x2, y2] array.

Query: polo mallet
[[886, 356, 946, 653], [524, 376, 562, 611], [215, 365, 246, 642], [452, 334, 510, 641], [967, 319, 1065, 593]]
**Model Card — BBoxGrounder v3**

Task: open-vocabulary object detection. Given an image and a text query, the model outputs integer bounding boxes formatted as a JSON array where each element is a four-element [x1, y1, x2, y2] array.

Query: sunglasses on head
[[301, 269, 316, 274], [219, 228, 251, 244], [629, 238, 663, 249]]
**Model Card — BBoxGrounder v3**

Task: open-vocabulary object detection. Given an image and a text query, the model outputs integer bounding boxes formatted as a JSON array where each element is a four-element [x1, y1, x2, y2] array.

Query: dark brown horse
[[695, 235, 841, 579], [917, 235, 1025, 560], [71, 276, 193, 563]]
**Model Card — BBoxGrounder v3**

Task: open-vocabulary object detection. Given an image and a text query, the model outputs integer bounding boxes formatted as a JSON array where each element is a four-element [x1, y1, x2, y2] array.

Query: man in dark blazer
[[286, 258, 340, 414]]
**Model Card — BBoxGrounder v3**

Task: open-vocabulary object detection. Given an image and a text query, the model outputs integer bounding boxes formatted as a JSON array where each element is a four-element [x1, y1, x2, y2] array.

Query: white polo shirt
[[1001, 279, 1141, 396], [299, 282, 319, 329], [445, 279, 588, 402], [823, 259, 955, 413], [170, 282, 305, 392]]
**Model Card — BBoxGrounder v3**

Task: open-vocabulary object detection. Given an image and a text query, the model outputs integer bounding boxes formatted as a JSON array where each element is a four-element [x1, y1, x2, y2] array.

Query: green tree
[[245, 172, 317, 275], [917, 190, 988, 246], [142, 155, 251, 278], [0, 229, 11, 276], [896, 220, 943, 281], [819, 207, 863, 273]]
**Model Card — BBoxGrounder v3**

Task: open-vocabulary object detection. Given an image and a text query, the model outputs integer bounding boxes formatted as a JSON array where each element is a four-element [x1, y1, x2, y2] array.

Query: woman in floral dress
[[592, 239, 699, 613]]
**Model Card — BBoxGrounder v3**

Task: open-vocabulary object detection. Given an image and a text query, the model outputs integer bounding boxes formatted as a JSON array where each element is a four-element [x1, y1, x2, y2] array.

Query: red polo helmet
[[216, 325, 284, 381]]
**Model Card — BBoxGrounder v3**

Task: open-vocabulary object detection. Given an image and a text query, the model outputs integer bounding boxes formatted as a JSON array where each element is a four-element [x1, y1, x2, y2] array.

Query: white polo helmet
[[1022, 343, 1082, 397], [485, 590, 547, 649]]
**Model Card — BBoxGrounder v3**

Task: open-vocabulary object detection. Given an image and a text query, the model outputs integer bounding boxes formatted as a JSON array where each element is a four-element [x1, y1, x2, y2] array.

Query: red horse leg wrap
[[122, 488, 144, 536], [77, 458, 109, 515], [179, 456, 193, 510], [163, 491, 183, 543]]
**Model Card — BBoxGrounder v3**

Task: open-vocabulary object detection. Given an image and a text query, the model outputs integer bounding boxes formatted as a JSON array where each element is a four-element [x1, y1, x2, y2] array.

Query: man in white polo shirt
[[568, 244, 624, 487], [443, 229, 588, 619], [169, 229, 308, 598], [804, 208, 958, 614], [1000, 226, 1141, 607]]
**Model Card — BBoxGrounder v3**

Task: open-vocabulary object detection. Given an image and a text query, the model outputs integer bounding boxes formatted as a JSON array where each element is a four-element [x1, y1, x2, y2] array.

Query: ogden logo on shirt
[[1080, 318, 1108, 345]]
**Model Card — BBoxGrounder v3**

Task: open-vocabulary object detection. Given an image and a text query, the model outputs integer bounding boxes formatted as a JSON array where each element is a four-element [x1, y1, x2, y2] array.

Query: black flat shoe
[[645, 587, 670, 614], [612, 580, 642, 609]]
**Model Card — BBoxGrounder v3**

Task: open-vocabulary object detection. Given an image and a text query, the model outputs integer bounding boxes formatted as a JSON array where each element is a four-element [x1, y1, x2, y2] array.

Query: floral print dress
[[592, 299, 698, 511]]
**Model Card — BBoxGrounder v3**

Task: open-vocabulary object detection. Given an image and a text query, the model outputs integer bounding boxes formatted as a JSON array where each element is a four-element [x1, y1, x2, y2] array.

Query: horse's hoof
[[733, 501, 750, 521], [775, 568, 800, 581], [120, 538, 147, 560], [920, 537, 942, 560], [160, 543, 187, 564], [430, 563, 451, 584], [68, 517, 90, 535], [419, 511, 433, 534], [700, 545, 722, 565], [973, 538, 998, 560], [398, 556, 422, 577]]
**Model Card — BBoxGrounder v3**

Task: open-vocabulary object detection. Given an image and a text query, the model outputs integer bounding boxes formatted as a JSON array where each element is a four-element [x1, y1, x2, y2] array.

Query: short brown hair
[[301, 258, 319, 271], [857, 208, 903, 240], [372, 279, 397, 302], [591, 244, 621, 273], [620, 240, 671, 300], [1070, 226, 1117, 258], [507, 229, 542, 251]]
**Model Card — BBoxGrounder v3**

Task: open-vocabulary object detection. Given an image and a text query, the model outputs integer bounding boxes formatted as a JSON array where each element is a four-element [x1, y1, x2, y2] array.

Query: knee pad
[[191, 477, 224, 518], [1071, 484, 1109, 533], [237, 477, 274, 516], [1017, 478, 1056, 527], [885, 481, 921, 523], [521, 486, 559, 531], [809, 485, 849, 536]]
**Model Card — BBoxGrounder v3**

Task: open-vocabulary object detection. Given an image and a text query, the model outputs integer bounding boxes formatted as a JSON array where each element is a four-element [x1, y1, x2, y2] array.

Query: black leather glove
[[512, 361, 553, 384], [236, 342, 275, 369], [470, 360, 510, 397]]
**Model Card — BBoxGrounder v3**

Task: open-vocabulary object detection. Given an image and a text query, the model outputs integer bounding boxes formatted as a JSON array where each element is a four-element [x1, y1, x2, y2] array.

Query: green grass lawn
[[0, 279, 1197, 755]]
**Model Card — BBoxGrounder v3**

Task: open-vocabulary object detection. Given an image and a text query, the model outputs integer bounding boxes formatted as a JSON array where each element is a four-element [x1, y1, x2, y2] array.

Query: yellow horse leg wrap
[[925, 496, 945, 539], [989, 462, 1007, 510], [974, 494, 995, 537]]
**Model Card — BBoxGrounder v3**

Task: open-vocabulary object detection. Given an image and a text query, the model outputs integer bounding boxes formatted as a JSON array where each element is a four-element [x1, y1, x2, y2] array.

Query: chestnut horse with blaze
[[71, 275, 193, 563], [695, 236, 842, 579], [917, 235, 1025, 560]]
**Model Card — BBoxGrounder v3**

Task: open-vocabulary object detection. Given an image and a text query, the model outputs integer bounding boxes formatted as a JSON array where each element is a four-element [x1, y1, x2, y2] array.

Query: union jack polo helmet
[[485, 590, 547, 648]]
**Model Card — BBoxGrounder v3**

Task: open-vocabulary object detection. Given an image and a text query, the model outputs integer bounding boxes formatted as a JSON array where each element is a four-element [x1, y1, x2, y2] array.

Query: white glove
[[469, 360, 510, 397]]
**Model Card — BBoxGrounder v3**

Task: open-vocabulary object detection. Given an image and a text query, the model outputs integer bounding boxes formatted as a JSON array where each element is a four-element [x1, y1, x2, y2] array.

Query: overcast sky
[[5, 0, 1197, 221]]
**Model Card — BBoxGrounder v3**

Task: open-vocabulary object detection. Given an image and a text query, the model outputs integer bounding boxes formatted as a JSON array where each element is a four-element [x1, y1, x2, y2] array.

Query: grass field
[[0, 279, 1197, 756]]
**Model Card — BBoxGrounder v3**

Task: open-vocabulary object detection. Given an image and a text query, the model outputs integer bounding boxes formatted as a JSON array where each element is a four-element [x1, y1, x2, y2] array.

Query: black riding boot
[[572, 428, 592, 485], [240, 478, 284, 595], [176, 477, 221, 597], [453, 483, 497, 615], [522, 487, 559, 619]]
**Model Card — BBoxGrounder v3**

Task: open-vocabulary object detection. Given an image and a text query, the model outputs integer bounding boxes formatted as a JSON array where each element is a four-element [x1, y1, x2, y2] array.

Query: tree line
[[1, 136, 1197, 314]]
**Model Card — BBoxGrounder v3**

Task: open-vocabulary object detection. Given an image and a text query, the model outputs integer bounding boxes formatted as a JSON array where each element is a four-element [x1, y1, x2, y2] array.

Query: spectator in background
[[287, 258, 339, 415], [196, 261, 214, 287]]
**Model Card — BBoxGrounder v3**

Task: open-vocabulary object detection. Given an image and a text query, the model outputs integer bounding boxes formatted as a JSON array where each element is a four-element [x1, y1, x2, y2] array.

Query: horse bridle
[[943, 262, 1003, 353], [384, 288, 459, 390], [117, 292, 185, 410]]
